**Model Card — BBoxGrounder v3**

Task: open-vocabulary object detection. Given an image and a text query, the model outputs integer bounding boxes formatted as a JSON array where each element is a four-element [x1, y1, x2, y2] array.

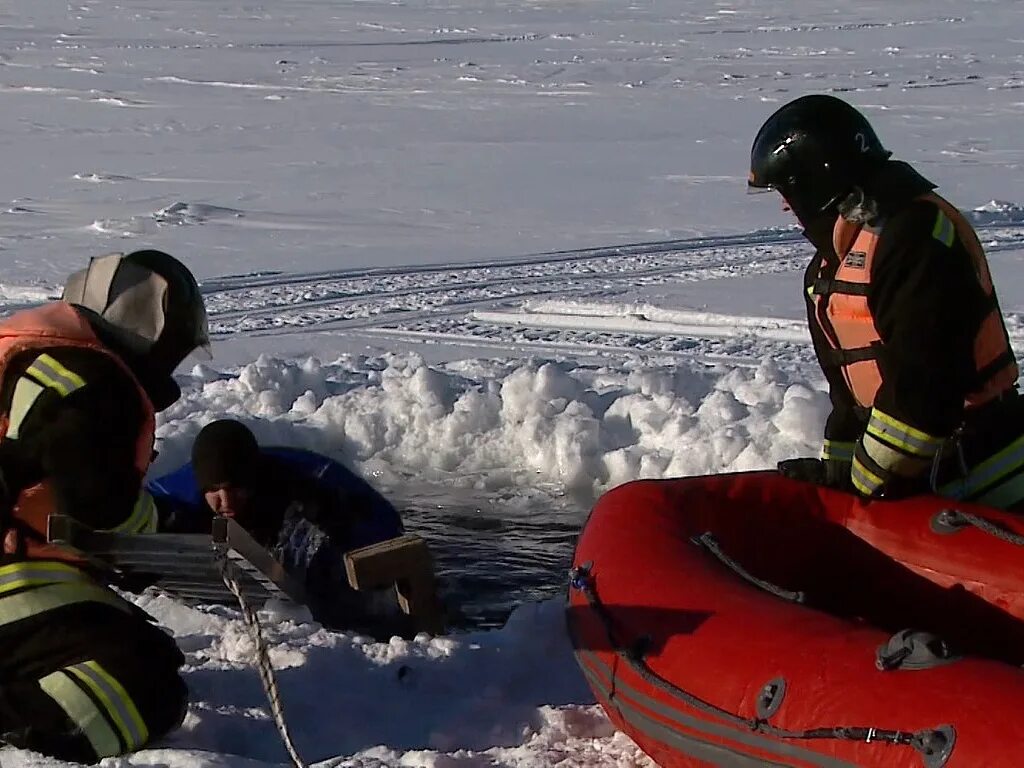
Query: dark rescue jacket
[[804, 161, 1024, 507]]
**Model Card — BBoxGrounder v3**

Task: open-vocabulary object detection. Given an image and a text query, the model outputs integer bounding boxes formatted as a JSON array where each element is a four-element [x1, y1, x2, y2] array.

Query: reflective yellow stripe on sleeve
[[821, 439, 855, 462], [866, 409, 944, 459], [67, 661, 149, 751], [0, 561, 92, 595], [103, 491, 158, 535], [0, 582, 132, 627], [39, 671, 123, 758], [851, 455, 885, 496], [861, 431, 933, 479], [932, 210, 956, 248], [7, 354, 88, 439], [26, 353, 86, 396], [7, 378, 44, 439], [859, 408, 942, 483]]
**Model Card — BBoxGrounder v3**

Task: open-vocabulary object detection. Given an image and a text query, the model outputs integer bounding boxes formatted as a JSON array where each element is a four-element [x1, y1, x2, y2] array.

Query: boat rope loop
[[932, 508, 1024, 546], [219, 558, 307, 768], [692, 532, 805, 604], [568, 563, 956, 768]]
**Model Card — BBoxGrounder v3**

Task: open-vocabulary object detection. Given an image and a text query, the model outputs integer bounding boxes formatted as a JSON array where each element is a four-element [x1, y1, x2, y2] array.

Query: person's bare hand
[[3, 528, 19, 555]]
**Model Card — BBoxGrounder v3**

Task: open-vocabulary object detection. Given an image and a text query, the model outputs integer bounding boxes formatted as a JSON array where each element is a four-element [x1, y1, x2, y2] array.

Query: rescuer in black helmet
[[750, 94, 1024, 508]]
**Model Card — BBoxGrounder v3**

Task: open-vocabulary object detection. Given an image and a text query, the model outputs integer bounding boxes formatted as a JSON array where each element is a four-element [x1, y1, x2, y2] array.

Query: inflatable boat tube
[[567, 470, 1024, 767]]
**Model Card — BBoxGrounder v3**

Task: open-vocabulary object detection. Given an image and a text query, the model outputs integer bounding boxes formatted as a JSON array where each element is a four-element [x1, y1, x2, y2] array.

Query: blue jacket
[[148, 447, 405, 631]]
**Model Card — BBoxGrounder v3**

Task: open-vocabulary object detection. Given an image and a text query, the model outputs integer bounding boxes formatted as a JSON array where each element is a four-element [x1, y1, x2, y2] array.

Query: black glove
[[823, 457, 854, 492], [777, 457, 826, 484], [777, 457, 854, 492]]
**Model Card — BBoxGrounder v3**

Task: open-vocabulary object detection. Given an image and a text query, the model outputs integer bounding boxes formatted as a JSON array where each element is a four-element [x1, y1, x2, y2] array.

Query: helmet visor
[[746, 167, 775, 194]]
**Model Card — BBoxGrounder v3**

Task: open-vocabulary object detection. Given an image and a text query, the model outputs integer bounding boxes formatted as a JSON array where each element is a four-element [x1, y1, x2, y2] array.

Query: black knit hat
[[192, 419, 261, 491]]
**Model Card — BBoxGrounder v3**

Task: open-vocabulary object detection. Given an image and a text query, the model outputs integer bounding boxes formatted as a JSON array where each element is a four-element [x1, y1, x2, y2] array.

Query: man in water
[[158, 419, 411, 635]]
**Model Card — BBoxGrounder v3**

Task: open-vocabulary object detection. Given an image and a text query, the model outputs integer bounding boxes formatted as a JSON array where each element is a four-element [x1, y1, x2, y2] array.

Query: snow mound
[[73, 171, 136, 183], [967, 200, 1024, 226], [154, 202, 246, 226], [86, 202, 248, 238], [154, 353, 828, 494], [0, 283, 58, 305], [87, 217, 151, 237]]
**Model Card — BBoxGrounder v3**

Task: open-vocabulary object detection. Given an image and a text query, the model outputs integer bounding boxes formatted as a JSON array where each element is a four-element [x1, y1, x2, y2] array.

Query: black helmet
[[62, 249, 210, 376], [748, 95, 891, 222]]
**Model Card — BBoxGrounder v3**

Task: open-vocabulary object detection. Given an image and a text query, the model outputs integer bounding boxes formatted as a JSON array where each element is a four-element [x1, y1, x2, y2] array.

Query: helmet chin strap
[[837, 186, 880, 226]]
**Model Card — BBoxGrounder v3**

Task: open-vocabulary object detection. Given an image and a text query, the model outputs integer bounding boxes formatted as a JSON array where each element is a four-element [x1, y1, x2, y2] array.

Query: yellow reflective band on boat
[[67, 661, 148, 751], [0, 561, 92, 595], [0, 582, 130, 626], [862, 431, 932, 479], [866, 409, 943, 458], [104, 491, 158, 535], [39, 671, 122, 759], [851, 456, 884, 496], [932, 210, 956, 248], [26, 354, 86, 397], [7, 377, 44, 439], [821, 440, 855, 462]]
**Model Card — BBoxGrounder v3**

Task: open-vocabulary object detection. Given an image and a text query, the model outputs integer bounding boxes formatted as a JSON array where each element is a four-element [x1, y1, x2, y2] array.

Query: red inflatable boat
[[567, 471, 1024, 767]]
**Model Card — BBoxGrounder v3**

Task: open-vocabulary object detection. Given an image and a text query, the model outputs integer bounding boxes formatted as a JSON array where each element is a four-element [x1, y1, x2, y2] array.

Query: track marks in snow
[[477, 301, 810, 343], [205, 233, 811, 341], [200, 230, 812, 367], [199, 222, 1024, 367]]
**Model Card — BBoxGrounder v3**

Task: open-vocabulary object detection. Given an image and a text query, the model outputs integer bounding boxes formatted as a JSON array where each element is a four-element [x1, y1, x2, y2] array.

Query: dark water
[[391, 482, 592, 629]]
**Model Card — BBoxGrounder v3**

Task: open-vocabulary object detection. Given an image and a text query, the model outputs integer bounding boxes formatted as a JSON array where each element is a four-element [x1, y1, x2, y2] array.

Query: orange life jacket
[[811, 192, 1018, 411], [0, 302, 156, 561]]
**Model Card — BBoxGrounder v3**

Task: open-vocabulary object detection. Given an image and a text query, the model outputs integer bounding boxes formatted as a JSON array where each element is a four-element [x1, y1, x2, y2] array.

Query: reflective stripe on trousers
[[1, 561, 147, 758], [939, 431, 1024, 510], [38, 659, 151, 757]]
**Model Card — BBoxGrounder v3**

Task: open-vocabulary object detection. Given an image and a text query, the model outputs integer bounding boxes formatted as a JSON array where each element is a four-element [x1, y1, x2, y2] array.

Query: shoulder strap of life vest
[[812, 218, 885, 374], [0, 303, 155, 474]]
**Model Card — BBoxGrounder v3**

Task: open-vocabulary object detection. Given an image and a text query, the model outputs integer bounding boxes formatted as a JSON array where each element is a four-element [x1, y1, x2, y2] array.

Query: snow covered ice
[[3, 0, 1024, 765], [135, 595, 652, 768]]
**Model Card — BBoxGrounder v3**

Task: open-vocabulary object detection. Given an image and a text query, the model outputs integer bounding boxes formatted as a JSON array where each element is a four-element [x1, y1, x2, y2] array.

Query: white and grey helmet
[[62, 250, 210, 373]]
